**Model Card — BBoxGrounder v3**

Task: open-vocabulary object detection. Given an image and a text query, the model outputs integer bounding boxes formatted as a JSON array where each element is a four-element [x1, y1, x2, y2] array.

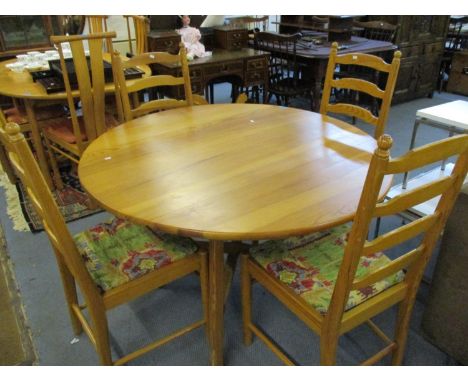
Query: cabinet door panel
[[393, 58, 418, 103]]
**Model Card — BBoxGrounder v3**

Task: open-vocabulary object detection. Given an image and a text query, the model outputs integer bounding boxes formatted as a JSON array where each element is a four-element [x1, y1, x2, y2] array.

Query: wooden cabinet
[[0, 16, 64, 58], [446, 51, 468, 95], [147, 31, 181, 54], [369, 15, 450, 104], [214, 26, 248, 50]]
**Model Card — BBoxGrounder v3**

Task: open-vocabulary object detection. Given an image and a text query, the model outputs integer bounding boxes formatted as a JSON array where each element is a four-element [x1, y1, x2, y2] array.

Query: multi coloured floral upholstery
[[250, 224, 405, 314], [74, 218, 198, 292]]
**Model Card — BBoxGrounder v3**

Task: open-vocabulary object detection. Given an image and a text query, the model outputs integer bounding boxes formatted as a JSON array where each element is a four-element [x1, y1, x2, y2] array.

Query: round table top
[[0, 56, 151, 100], [79, 104, 392, 241]]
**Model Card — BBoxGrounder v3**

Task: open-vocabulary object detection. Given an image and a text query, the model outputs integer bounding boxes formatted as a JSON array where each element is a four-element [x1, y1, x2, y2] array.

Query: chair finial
[[5, 122, 22, 141], [394, 50, 402, 59], [376, 134, 393, 158], [331, 41, 339, 51]]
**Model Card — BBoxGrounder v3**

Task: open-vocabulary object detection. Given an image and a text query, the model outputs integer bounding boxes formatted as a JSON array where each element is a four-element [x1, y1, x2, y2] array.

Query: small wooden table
[[0, 56, 151, 188], [78, 104, 392, 365]]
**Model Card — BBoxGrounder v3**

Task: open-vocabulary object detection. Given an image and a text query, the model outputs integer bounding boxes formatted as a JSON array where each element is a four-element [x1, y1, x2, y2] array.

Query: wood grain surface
[[79, 103, 392, 240]]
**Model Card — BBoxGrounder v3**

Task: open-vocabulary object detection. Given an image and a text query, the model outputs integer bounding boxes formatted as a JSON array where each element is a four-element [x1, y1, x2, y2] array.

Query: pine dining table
[[78, 103, 392, 365]]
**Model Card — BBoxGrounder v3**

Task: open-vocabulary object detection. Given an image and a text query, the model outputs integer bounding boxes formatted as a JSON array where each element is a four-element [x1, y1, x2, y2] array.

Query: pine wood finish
[[320, 42, 401, 139], [124, 15, 149, 56], [78, 103, 393, 365], [0, 121, 209, 365], [44, 32, 117, 189], [113, 44, 193, 122], [86, 16, 109, 33], [241, 133, 468, 365]]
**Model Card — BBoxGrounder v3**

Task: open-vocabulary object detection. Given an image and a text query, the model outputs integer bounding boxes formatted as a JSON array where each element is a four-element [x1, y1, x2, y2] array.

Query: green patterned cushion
[[74, 218, 198, 292], [250, 224, 405, 314]]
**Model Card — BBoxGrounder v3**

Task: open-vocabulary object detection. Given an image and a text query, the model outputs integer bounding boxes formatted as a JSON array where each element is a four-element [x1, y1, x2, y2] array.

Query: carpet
[[0, 164, 101, 233], [0, 222, 37, 365]]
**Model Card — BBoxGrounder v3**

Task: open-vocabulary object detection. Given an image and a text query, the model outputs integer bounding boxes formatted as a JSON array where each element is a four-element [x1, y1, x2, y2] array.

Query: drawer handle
[[164, 41, 174, 46], [233, 33, 241, 39]]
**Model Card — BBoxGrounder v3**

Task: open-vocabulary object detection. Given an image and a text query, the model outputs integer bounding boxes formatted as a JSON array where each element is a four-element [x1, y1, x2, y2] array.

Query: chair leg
[[53, 246, 83, 336], [43, 138, 64, 190], [87, 304, 113, 365], [391, 298, 416, 365], [240, 254, 253, 346], [319, 333, 338, 365], [199, 252, 210, 342]]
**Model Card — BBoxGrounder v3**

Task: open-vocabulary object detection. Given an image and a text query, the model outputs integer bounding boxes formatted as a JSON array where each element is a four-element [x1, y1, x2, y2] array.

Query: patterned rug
[[1, 164, 101, 233]]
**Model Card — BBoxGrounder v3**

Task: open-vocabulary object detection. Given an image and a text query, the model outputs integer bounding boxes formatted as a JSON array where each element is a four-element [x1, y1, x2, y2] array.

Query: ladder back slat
[[374, 176, 455, 217], [352, 246, 423, 290], [331, 78, 385, 99], [363, 213, 439, 256]]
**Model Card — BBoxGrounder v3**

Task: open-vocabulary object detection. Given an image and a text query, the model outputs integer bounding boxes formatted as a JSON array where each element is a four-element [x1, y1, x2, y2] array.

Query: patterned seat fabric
[[74, 218, 198, 292], [250, 224, 405, 314]]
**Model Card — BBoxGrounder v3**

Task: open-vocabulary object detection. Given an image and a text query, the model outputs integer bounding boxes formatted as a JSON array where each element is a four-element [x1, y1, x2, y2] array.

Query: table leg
[[208, 239, 225, 366], [441, 130, 455, 171], [402, 119, 421, 189], [23, 99, 54, 190]]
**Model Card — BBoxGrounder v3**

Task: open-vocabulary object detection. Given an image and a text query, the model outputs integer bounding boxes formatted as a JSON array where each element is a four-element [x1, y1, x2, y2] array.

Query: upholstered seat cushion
[[43, 113, 118, 144], [74, 218, 198, 292], [250, 224, 405, 314]]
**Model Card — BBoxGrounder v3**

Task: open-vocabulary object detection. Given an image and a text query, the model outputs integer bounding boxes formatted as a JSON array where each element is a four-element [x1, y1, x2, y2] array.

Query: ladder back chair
[[124, 15, 149, 56], [113, 43, 193, 122], [45, 32, 119, 189], [241, 133, 468, 365], [254, 32, 310, 108], [0, 122, 209, 366], [320, 42, 401, 139]]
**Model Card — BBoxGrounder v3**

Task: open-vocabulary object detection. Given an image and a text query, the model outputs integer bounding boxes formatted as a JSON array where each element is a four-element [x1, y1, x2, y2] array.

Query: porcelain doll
[[177, 15, 211, 59]]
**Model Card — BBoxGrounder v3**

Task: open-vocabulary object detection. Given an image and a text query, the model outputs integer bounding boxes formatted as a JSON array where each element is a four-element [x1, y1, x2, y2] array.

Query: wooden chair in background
[[112, 43, 193, 122], [0, 122, 209, 365], [254, 32, 310, 108], [320, 42, 401, 138], [228, 15, 269, 39], [124, 15, 149, 56], [44, 32, 119, 189], [86, 16, 109, 33], [241, 133, 468, 365], [353, 20, 398, 43]]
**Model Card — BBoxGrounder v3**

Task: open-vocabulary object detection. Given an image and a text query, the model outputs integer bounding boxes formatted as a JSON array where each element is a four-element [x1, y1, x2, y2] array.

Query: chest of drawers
[[214, 26, 248, 50]]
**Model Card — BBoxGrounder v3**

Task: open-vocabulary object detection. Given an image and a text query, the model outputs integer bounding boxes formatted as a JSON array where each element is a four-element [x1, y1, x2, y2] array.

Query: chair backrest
[[86, 16, 109, 33], [353, 20, 398, 43], [0, 122, 102, 304], [325, 133, 468, 336], [229, 16, 269, 32], [124, 15, 149, 55], [254, 32, 302, 89], [320, 42, 401, 138], [112, 43, 193, 122], [50, 32, 116, 147]]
